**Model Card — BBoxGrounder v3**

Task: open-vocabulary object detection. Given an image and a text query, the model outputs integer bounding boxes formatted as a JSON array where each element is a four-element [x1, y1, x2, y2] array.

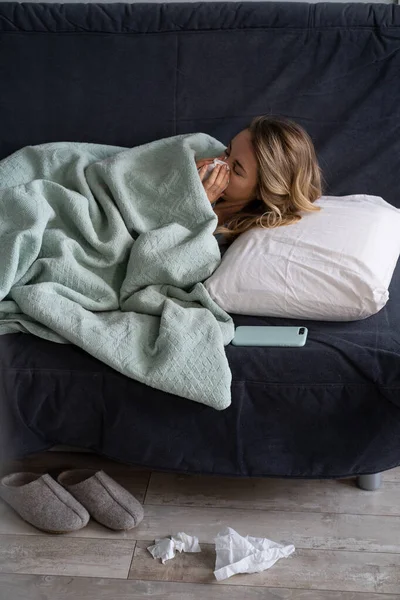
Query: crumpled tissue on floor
[[214, 527, 295, 581], [147, 532, 201, 564]]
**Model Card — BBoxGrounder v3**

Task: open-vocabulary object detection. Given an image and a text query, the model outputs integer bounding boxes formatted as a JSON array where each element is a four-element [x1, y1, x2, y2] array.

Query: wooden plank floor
[[0, 451, 399, 599]]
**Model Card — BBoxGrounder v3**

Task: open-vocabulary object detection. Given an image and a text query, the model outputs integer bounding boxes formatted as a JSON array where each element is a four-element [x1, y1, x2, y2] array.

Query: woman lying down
[[196, 115, 322, 248], [0, 114, 323, 408]]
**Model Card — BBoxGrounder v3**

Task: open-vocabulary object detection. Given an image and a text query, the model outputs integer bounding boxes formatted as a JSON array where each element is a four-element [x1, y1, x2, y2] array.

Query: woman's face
[[216, 128, 259, 209]]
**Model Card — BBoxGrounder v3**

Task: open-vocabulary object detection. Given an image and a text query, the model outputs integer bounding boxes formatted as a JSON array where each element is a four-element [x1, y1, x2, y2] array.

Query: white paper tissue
[[213, 527, 295, 581], [147, 532, 201, 564], [198, 158, 229, 182]]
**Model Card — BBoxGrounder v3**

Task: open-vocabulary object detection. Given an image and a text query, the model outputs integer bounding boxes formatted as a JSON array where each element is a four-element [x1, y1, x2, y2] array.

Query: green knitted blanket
[[0, 133, 234, 409]]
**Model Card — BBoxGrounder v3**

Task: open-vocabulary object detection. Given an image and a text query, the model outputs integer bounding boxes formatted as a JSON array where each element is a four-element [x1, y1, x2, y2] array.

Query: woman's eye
[[233, 164, 241, 176]]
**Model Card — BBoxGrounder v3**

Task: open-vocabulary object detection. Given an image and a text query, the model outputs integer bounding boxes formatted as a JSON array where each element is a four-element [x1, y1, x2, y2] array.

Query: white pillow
[[205, 195, 400, 321]]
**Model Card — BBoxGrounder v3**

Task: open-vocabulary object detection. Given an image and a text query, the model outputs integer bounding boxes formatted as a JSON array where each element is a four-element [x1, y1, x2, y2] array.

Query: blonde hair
[[215, 116, 322, 242]]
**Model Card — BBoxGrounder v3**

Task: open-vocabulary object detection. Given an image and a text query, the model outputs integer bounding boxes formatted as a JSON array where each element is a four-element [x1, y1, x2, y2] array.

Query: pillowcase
[[204, 195, 400, 321]]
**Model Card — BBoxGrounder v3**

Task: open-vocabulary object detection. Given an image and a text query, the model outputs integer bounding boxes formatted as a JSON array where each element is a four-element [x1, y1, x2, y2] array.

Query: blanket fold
[[0, 133, 234, 410]]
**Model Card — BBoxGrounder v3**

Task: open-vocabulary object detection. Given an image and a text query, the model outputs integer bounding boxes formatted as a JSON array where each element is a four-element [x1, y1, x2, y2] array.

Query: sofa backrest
[[0, 2, 399, 207]]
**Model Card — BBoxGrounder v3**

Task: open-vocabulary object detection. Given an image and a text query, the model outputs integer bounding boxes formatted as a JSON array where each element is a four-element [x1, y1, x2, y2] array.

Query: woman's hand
[[196, 158, 230, 204]]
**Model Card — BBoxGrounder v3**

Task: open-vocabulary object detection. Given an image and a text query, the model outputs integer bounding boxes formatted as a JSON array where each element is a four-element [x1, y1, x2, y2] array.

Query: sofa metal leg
[[357, 473, 382, 491]]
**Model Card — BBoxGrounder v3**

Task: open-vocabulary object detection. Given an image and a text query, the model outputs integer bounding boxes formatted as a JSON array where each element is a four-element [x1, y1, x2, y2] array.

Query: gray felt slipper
[[0, 472, 90, 534], [57, 469, 144, 531]]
